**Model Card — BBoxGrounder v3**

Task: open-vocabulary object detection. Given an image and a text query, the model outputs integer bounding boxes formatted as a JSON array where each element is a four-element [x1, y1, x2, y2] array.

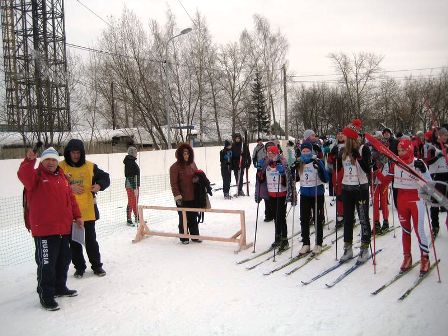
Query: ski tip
[[325, 283, 333, 288], [300, 281, 308, 286]]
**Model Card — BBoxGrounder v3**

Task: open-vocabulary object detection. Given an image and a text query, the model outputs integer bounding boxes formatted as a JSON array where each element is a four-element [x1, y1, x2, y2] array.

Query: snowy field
[[1, 147, 448, 336]]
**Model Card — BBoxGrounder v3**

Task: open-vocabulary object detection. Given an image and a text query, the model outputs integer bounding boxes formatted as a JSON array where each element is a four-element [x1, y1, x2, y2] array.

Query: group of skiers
[[219, 120, 448, 277]]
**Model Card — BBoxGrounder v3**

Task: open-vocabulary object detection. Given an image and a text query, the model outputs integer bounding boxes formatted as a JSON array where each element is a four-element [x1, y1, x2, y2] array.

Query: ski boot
[[432, 226, 439, 239], [278, 238, 289, 252], [381, 219, 389, 233], [420, 254, 430, 275], [339, 242, 353, 263], [127, 219, 135, 227], [299, 244, 310, 255], [312, 245, 322, 255], [372, 221, 382, 235], [400, 253, 412, 273], [271, 235, 281, 248], [356, 243, 371, 264], [237, 190, 245, 196]]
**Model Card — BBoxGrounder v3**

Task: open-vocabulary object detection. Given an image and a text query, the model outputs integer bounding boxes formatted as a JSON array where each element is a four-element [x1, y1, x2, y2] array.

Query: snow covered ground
[[1, 148, 448, 336]]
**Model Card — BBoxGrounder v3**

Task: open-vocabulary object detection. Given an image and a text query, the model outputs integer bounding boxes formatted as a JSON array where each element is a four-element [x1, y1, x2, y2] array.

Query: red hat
[[424, 130, 432, 140], [398, 139, 414, 164], [342, 119, 362, 139], [267, 146, 279, 154]]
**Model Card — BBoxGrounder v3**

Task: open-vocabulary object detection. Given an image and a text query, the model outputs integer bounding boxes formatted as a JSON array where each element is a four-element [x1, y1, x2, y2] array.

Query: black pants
[[342, 186, 371, 244], [177, 200, 199, 242], [300, 194, 325, 245], [430, 174, 448, 229], [34, 235, 71, 301], [264, 199, 273, 220], [269, 196, 287, 239], [233, 168, 245, 192], [221, 165, 232, 195], [328, 171, 334, 196], [71, 220, 102, 272]]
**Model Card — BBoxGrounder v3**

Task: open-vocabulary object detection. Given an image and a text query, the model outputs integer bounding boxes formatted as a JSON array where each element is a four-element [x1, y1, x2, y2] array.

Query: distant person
[[220, 140, 233, 199], [59, 139, 110, 278], [230, 133, 251, 196], [123, 146, 140, 226], [18, 147, 83, 311], [169, 143, 202, 244]]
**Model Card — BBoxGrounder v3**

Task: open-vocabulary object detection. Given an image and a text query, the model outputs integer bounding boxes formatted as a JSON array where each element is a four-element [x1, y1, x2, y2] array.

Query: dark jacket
[[231, 137, 251, 170], [220, 147, 232, 167], [170, 143, 198, 202], [123, 154, 140, 189], [18, 159, 81, 237]]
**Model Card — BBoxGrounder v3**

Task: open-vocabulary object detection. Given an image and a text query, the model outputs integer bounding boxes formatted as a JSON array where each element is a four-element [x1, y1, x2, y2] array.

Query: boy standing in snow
[[59, 139, 110, 278], [220, 140, 233, 199], [18, 147, 83, 311]]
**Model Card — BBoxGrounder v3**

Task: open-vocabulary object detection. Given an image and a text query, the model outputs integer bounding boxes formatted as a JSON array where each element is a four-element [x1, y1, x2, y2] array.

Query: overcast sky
[[66, 0, 448, 81]]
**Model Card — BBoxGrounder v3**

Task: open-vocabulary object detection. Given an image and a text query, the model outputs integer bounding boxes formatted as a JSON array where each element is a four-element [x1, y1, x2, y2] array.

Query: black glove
[[414, 160, 427, 173], [176, 199, 182, 207], [312, 159, 319, 169], [351, 149, 361, 160]]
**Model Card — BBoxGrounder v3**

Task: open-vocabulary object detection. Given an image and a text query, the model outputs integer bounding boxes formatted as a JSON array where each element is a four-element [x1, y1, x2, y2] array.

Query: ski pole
[[389, 184, 396, 238], [370, 167, 377, 273], [424, 204, 442, 282], [290, 168, 296, 259], [335, 157, 339, 261], [252, 175, 262, 253]]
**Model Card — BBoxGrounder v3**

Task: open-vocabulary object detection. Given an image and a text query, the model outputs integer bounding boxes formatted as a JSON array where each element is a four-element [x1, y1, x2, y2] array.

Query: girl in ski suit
[[371, 145, 390, 234], [257, 146, 289, 251], [339, 119, 372, 264], [376, 139, 431, 274], [296, 142, 329, 255]]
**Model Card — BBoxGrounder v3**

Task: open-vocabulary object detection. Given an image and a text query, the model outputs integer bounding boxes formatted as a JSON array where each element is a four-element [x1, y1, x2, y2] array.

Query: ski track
[[1, 169, 448, 335]]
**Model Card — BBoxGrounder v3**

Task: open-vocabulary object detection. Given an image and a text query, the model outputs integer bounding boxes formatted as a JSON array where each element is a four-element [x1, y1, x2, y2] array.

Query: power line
[[176, 0, 197, 27], [75, 0, 112, 27], [289, 66, 446, 78]]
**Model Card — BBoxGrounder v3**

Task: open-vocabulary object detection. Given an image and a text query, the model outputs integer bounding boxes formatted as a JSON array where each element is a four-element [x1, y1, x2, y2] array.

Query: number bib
[[342, 158, 368, 185], [300, 162, 322, 187], [266, 166, 287, 193], [393, 163, 419, 189]]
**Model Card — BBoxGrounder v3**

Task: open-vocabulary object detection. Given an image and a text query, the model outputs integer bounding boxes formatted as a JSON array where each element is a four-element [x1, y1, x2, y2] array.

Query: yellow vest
[[59, 160, 96, 221]]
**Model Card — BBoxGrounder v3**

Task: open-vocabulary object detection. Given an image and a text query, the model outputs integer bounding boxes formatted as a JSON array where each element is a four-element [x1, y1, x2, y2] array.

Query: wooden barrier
[[132, 205, 253, 252]]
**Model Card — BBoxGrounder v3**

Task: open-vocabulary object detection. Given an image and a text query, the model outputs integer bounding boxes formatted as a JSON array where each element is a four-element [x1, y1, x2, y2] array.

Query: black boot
[[278, 238, 289, 252], [271, 235, 281, 248], [372, 221, 382, 235], [381, 219, 389, 233]]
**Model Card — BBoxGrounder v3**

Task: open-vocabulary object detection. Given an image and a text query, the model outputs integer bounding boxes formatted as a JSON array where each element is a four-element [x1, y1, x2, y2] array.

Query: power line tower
[[1, 0, 70, 140]]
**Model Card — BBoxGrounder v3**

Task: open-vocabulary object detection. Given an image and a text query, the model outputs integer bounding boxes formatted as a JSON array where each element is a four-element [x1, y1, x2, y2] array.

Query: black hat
[[224, 140, 231, 147], [382, 128, 392, 135]]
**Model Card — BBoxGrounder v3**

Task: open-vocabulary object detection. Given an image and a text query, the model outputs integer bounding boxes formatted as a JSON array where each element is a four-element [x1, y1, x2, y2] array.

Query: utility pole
[[111, 82, 116, 130], [283, 64, 288, 140]]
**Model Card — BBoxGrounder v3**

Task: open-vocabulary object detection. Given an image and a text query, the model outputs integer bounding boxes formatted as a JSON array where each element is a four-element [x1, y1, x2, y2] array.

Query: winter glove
[[351, 149, 361, 160], [414, 160, 427, 173], [276, 163, 285, 175], [175, 198, 183, 207], [257, 159, 265, 170], [312, 159, 319, 170]]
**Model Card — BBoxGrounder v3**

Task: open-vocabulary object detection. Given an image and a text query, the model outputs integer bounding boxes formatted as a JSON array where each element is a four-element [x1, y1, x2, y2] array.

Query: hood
[[175, 143, 194, 165], [123, 154, 137, 164], [63, 139, 86, 167]]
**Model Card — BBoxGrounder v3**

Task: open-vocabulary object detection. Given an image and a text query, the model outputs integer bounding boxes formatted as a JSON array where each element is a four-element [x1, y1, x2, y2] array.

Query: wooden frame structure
[[132, 205, 252, 252]]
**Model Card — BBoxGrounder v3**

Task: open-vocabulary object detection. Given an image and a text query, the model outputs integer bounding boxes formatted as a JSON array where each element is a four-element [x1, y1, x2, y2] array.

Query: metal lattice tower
[[1, 0, 70, 133]]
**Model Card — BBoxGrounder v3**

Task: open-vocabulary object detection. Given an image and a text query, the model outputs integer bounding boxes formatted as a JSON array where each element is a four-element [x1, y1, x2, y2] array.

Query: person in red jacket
[[376, 139, 431, 274], [17, 147, 83, 311]]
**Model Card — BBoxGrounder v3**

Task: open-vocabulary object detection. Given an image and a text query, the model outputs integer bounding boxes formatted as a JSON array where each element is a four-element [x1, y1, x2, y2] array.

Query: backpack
[[193, 170, 213, 223]]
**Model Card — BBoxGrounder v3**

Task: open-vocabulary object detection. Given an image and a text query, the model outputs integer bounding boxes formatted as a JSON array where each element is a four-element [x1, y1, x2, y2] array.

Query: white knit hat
[[303, 129, 315, 141], [40, 147, 59, 161]]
